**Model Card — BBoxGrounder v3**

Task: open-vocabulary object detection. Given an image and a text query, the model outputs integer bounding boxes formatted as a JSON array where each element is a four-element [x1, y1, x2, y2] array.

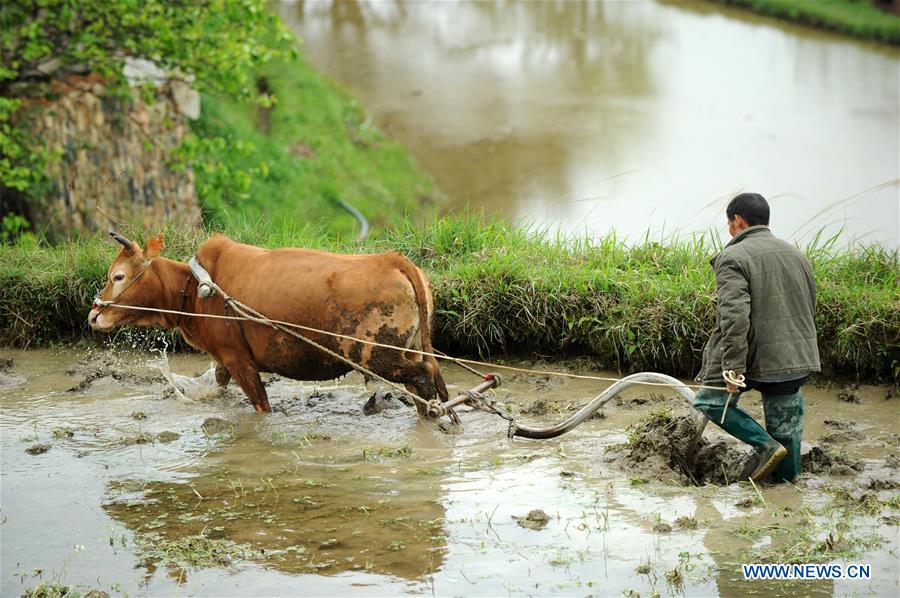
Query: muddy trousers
[[693, 388, 804, 482]]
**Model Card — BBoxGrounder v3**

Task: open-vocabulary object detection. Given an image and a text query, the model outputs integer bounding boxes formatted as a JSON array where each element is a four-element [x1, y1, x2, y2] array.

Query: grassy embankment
[[2, 13, 896, 381], [185, 38, 436, 237], [1, 217, 897, 382], [712, 0, 900, 44]]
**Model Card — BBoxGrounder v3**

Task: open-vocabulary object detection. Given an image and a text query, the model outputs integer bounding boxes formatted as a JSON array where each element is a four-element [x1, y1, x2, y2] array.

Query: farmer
[[693, 193, 820, 482]]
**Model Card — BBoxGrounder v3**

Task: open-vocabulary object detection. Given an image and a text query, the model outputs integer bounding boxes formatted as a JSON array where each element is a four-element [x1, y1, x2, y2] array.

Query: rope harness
[[93, 255, 730, 436], [720, 369, 747, 424], [92, 267, 147, 310]]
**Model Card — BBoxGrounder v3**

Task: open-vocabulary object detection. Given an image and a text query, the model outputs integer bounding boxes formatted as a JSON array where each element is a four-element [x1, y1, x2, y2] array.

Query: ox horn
[[109, 230, 134, 251]]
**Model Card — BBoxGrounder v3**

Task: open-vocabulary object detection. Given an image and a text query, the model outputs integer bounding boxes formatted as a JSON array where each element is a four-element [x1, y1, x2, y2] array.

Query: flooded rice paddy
[[1, 349, 898, 596]]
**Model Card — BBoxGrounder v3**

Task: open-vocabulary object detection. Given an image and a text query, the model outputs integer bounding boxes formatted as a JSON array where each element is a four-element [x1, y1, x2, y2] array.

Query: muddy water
[[1, 349, 898, 596], [282, 0, 899, 248]]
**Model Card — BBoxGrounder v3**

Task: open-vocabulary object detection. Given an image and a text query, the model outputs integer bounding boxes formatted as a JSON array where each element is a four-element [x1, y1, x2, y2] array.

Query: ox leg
[[380, 358, 439, 417], [214, 363, 231, 388], [404, 384, 429, 417], [221, 357, 271, 413]]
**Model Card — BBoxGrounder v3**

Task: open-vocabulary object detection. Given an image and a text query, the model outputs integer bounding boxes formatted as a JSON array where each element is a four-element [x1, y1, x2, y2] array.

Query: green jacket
[[697, 225, 820, 384]]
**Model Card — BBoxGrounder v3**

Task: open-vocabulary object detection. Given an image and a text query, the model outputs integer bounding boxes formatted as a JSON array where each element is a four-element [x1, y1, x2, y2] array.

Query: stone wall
[[23, 72, 202, 237]]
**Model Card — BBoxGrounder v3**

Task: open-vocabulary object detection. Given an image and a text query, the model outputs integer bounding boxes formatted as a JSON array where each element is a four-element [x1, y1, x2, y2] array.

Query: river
[[280, 0, 900, 248]]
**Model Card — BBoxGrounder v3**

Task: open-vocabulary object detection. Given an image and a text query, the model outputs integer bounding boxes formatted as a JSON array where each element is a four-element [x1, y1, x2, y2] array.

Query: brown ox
[[88, 232, 449, 414]]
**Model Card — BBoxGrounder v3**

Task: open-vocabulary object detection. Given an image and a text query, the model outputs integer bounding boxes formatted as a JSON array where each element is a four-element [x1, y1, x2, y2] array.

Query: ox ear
[[143, 233, 165, 262]]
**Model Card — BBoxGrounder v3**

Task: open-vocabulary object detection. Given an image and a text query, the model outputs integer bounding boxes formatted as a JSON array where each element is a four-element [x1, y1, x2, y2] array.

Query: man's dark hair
[[726, 193, 769, 226]]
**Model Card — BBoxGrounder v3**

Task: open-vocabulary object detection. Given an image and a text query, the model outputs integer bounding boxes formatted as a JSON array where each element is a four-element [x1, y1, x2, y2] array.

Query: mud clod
[[801, 444, 864, 474], [514, 509, 551, 530], [823, 419, 855, 430], [156, 431, 181, 443], [363, 390, 405, 415], [521, 399, 551, 416], [837, 387, 861, 404], [608, 410, 752, 485], [507, 373, 567, 390], [66, 353, 164, 392], [23, 582, 99, 598], [610, 392, 668, 410], [122, 431, 154, 445], [830, 464, 856, 476], [201, 417, 233, 436], [820, 429, 864, 444], [866, 478, 897, 491], [304, 391, 337, 407], [735, 497, 756, 509], [652, 521, 672, 533], [25, 443, 51, 455]]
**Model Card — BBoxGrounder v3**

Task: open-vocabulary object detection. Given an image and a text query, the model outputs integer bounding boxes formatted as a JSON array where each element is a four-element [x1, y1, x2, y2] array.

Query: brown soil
[[25, 443, 51, 455], [819, 429, 865, 444], [608, 393, 669, 410], [201, 417, 233, 436], [363, 389, 406, 415], [156, 431, 180, 443], [606, 410, 754, 485], [506, 373, 568, 390], [66, 353, 164, 392], [652, 521, 672, 533], [608, 409, 870, 485], [867, 478, 898, 491], [800, 444, 865, 474], [514, 509, 551, 530], [837, 386, 861, 403], [520, 398, 552, 416]]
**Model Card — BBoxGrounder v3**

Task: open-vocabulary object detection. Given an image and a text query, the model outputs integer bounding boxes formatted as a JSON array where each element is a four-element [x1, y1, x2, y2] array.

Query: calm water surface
[[282, 0, 900, 248]]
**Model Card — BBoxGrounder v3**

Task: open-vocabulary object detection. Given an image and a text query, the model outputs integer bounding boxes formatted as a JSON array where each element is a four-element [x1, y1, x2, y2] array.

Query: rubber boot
[[693, 387, 786, 481], [762, 390, 804, 483], [693, 387, 775, 451]]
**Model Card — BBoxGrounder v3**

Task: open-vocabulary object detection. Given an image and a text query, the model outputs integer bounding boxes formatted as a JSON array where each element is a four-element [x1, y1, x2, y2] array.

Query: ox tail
[[396, 256, 449, 405]]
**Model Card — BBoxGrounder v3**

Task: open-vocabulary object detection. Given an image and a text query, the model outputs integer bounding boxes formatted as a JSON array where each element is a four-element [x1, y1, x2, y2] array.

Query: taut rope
[[93, 300, 727, 393]]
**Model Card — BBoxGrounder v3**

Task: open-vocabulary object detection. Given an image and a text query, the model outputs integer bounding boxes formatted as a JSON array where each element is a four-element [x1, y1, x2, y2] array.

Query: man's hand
[[723, 370, 745, 393]]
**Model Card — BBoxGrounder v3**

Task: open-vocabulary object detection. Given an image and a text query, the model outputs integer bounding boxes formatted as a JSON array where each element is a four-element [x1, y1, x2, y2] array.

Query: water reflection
[[103, 439, 450, 581], [282, 0, 899, 248]]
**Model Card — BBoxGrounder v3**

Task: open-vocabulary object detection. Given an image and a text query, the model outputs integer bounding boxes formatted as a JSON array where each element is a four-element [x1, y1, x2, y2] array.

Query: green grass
[[0, 215, 897, 381], [713, 0, 900, 44], [187, 39, 437, 237]]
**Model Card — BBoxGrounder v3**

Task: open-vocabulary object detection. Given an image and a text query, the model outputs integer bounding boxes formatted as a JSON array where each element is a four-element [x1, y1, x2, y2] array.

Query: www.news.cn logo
[[743, 563, 871, 580]]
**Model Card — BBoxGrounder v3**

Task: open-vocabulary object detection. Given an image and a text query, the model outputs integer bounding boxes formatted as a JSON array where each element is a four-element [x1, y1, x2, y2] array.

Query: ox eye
[[113, 273, 125, 282]]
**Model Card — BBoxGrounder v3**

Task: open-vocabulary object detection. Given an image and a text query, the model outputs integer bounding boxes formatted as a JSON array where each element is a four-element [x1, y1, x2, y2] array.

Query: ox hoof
[[436, 419, 463, 435]]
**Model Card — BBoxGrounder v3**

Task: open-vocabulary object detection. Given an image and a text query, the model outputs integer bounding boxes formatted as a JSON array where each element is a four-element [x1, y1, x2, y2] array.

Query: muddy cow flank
[[88, 232, 449, 413]]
